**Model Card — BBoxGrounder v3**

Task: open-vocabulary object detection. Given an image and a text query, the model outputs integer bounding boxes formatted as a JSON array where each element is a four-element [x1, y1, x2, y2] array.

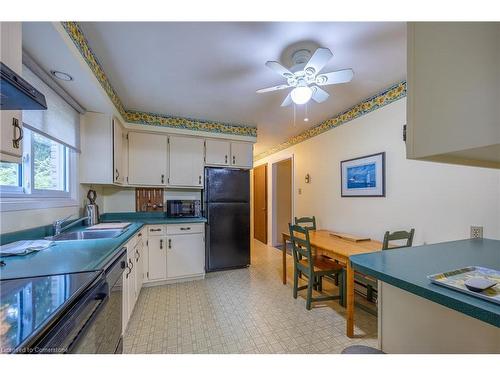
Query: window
[[31, 131, 68, 192], [0, 162, 22, 188], [0, 129, 74, 203]]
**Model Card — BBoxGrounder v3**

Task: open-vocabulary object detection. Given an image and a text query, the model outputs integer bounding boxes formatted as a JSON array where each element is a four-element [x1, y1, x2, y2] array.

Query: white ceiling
[[24, 22, 407, 155]]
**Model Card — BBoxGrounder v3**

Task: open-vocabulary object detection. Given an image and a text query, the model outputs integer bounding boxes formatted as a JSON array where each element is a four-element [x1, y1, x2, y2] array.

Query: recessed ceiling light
[[51, 70, 73, 81], [304, 118, 309, 122]]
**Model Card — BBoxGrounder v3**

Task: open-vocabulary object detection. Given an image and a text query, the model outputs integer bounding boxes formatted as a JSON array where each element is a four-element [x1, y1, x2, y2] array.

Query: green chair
[[357, 229, 415, 302], [293, 216, 317, 282], [289, 224, 345, 310], [294, 216, 316, 230]]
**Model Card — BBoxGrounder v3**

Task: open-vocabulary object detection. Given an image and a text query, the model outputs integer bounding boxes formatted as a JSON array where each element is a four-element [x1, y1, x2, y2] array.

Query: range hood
[[0, 62, 47, 110]]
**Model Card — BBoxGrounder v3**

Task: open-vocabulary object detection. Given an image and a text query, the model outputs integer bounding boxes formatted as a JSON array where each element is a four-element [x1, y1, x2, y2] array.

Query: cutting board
[[87, 222, 132, 230]]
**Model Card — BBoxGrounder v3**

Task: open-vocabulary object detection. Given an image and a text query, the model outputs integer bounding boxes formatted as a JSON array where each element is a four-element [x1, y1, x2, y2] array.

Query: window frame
[[0, 129, 78, 212]]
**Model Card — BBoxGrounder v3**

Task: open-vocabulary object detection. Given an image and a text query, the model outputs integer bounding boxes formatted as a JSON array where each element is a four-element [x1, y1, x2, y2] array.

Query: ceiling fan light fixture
[[291, 85, 312, 105]]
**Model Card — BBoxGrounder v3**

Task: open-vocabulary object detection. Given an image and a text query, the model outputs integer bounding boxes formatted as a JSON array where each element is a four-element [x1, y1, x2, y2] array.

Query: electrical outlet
[[470, 226, 483, 239]]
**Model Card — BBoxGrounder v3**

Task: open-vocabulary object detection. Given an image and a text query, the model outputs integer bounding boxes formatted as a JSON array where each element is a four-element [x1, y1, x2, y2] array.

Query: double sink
[[48, 229, 125, 241]]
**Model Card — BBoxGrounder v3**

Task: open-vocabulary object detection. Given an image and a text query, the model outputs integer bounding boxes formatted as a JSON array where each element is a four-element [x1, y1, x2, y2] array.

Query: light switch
[[298, 188, 302, 195]]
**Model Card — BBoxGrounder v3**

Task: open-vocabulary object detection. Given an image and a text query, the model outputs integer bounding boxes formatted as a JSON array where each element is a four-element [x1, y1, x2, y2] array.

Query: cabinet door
[[112, 118, 124, 184], [166, 233, 205, 279], [169, 136, 204, 187], [231, 142, 253, 168], [128, 132, 168, 185], [134, 239, 144, 296], [122, 260, 129, 334], [127, 250, 136, 319], [147, 236, 167, 281], [205, 139, 230, 166], [0, 22, 22, 161]]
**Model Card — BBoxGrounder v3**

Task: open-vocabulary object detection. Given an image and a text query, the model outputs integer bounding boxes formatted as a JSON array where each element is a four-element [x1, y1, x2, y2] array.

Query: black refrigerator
[[204, 167, 250, 272]]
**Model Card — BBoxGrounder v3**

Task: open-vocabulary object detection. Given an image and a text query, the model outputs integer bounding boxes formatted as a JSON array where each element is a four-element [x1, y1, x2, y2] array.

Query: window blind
[[22, 65, 80, 152]]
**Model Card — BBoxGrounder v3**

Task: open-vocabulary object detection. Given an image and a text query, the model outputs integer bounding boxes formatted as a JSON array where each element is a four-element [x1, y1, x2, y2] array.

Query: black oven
[[166, 199, 201, 218]]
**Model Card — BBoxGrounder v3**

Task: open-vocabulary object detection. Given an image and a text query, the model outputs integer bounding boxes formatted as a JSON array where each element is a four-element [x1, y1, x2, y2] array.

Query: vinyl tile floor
[[123, 239, 378, 354]]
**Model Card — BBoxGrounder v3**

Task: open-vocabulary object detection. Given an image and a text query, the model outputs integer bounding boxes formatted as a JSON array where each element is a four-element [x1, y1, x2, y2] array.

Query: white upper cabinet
[[205, 139, 230, 166], [407, 22, 500, 168], [128, 132, 168, 186], [0, 22, 23, 162], [112, 118, 125, 184], [80, 112, 114, 184], [168, 136, 204, 188], [230, 141, 253, 168]]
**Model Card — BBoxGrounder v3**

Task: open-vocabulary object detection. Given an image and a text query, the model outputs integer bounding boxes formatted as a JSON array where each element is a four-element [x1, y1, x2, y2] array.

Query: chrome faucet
[[53, 214, 87, 236]]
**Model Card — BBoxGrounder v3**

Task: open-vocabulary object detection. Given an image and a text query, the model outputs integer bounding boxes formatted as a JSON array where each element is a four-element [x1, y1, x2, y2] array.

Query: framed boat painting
[[341, 152, 385, 197]]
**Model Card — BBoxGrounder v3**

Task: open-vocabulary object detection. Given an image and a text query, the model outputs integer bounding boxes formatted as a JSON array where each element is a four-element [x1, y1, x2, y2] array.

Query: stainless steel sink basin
[[49, 229, 125, 241]]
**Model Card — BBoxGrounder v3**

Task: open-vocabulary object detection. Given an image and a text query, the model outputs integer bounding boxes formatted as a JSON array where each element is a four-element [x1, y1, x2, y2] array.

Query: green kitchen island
[[350, 238, 500, 354]]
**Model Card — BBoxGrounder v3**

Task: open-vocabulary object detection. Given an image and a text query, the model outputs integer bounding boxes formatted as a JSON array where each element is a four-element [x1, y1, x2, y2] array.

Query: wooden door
[[205, 139, 230, 166], [253, 164, 267, 244], [168, 136, 205, 187], [128, 132, 168, 186]]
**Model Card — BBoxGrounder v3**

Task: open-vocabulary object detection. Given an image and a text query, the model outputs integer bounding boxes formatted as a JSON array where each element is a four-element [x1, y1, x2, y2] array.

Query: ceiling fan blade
[[265, 61, 294, 78], [256, 84, 290, 94], [304, 48, 333, 75], [311, 86, 329, 103], [316, 69, 354, 86], [281, 92, 292, 107]]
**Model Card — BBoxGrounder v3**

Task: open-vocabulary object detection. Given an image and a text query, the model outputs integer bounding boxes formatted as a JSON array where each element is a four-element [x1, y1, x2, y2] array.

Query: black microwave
[[166, 200, 202, 218]]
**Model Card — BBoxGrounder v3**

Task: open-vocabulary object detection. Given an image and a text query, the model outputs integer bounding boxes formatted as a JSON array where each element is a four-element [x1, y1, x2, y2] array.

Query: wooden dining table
[[281, 229, 382, 338]]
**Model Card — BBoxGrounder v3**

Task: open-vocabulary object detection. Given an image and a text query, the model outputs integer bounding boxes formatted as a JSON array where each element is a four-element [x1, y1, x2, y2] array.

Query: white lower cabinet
[[166, 232, 205, 279], [143, 224, 205, 285], [147, 235, 168, 281], [122, 233, 141, 334]]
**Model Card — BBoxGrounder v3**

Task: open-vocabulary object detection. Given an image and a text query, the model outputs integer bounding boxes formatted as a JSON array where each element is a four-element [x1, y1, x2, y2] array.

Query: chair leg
[[293, 267, 299, 299], [334, 260, 339, 286], [306, 277, 313, 310], [340, 271, 346, 307], [367, 285, 373, 302]]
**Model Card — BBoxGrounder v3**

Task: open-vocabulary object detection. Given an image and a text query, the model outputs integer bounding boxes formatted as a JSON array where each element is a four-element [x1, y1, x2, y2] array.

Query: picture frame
[[340, 152, 385, 197]]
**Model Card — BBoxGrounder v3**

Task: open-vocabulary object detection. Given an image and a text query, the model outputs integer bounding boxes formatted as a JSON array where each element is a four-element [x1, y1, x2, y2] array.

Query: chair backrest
[[382, 229, 415, 250], [294, 216, 316, 230], [289, 224, 313, 274]]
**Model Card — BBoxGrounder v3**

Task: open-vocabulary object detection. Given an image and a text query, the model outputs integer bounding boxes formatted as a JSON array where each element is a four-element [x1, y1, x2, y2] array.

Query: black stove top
[[0, 271, 101, 353]]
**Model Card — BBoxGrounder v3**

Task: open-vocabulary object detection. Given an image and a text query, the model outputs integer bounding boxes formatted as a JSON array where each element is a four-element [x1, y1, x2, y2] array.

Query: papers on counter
[[0, 240, 54, 257]]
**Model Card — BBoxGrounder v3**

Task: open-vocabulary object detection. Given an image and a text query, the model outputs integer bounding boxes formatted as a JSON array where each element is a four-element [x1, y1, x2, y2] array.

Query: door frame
[[271, 155, 295, 247], [253, 163, 268, 244]]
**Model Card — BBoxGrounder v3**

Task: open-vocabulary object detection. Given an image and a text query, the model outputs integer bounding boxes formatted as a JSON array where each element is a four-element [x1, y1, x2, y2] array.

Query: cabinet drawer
[[147, 225, 166, 236], [166, 223, 204, 235]]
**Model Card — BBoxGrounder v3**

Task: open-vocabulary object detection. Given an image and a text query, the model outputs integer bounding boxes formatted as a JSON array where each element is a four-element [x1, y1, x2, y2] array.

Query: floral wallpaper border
[[60, 22, 257, 137], [254, 81, 407, 161]]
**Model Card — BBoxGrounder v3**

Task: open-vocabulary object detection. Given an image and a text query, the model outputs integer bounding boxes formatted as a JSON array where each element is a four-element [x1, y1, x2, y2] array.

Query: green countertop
[[0, 213, 206, 280], [350, 238, 500, 327]]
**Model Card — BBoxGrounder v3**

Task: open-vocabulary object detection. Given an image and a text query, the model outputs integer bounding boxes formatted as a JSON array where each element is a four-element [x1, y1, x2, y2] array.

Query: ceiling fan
[[256, 47, 354, 107]]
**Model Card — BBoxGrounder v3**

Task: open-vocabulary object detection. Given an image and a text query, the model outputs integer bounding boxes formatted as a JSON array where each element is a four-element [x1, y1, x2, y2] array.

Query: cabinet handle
[[168, 238, 172, 249], [160, 239, 163, 249], [225, 155, 228, 164], [128, 258, 134, 271], [150, 228, 162, 232], [138, 233, 142, 237], [125, 264, 131, 278], [135, 249, 140, 261], [180, 227, 191, 231], [232, 155, 236, 165], [115, 169, 119, 180], [12, 118, 23, 149], [198, 175, 201, 185], [161, 174, 165, 184]]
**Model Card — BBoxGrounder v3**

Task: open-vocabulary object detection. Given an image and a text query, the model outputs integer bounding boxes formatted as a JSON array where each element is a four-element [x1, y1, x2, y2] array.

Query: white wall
[[255, 98, 500, 245]]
